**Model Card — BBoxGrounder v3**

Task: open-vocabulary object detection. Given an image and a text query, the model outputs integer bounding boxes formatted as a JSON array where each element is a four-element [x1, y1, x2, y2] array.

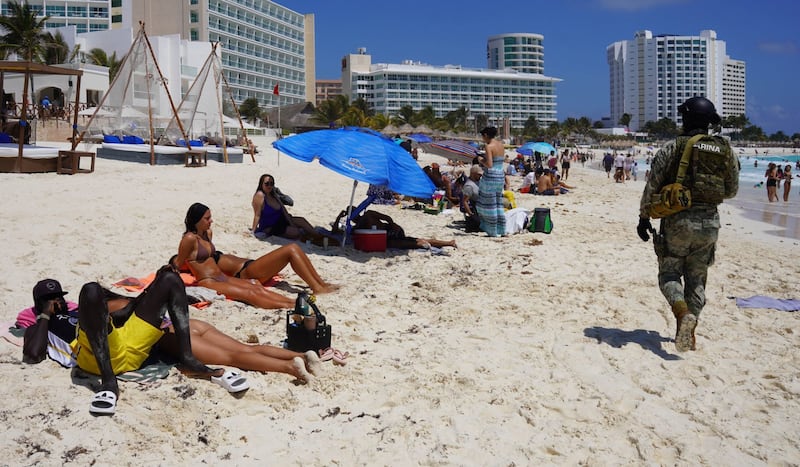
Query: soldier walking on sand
[[637, 97, 740, 352]]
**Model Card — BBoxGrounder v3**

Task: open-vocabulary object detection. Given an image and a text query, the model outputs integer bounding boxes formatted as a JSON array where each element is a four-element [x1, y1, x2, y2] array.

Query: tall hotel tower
[[607, 30, 745, 131]]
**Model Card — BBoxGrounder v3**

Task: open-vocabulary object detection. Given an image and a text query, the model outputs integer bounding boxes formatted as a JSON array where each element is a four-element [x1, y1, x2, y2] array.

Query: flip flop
[[211, 370, 250, 393], [332, 349, 349, 366], [318, 347, 335, 362], [89, 390, 117, 415]]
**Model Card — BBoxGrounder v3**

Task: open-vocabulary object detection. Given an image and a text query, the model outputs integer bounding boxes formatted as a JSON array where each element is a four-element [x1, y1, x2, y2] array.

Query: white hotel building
[[606, 30, 745, 131], [342, 39, 561, 132], [1, 0, 315, 108], [607, 29, 746, 131]]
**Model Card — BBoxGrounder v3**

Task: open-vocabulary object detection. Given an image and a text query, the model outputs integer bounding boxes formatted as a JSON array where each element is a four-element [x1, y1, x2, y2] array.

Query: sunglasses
[[263, 181, 274, 186]]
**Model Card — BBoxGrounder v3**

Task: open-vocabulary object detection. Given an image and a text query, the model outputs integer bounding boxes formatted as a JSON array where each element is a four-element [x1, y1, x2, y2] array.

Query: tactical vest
[[674, 134, 733, 205]]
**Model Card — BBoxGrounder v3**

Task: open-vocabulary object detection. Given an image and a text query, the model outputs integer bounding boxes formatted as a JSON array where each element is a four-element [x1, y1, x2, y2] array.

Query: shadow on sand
[[583, 326, 682, 361]]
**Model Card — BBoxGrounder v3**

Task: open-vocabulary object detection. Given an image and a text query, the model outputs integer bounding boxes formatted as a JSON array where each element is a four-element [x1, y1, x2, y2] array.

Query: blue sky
[[277, 0, 799, 135]]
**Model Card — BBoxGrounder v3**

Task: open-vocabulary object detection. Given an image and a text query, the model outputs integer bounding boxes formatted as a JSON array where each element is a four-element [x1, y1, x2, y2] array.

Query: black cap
[[33, 279, 68, 303]]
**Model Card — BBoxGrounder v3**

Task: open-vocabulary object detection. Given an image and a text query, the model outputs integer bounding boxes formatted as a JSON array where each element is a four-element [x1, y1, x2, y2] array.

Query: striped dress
[[477, 156, 506, 236]]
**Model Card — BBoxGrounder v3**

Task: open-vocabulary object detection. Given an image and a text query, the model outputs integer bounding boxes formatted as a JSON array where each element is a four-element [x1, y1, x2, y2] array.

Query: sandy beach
[[1, 136, 798, 465]]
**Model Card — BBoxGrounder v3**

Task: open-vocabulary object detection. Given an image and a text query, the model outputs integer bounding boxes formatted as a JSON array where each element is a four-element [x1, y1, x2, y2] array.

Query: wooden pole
[[141, 22, 191, 151], [144, 42, 155, 165], [69, 74, 82, 151], [218, 63, 254, 162], [17, 64, 30, 171]]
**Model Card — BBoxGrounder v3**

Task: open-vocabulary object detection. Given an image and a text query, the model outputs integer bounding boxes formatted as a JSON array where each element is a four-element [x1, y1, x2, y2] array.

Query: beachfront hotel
[[1, 1, 315, 109], [110, 1, 315, 108], [607, 29, 746, 131], [0, 0, 111, 33], [487, 33, 545, 75], [341, 44, 561, 133]]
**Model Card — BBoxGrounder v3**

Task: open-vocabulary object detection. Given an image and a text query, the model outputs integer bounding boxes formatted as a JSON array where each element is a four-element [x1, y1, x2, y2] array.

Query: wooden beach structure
[[0, 61, 88, 173]]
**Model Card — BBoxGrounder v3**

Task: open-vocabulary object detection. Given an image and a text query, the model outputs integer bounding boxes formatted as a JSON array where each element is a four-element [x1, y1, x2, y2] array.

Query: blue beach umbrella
[[517, 141, 556, 156], [273, 127, 436, 244], [407, 133, 433, 143]]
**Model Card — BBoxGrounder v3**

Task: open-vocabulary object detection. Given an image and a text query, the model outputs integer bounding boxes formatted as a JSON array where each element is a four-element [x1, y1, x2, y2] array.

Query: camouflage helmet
[[678, 96, 721, 126]]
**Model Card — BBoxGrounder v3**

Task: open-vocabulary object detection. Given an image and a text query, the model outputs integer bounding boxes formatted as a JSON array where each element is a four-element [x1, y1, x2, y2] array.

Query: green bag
[[529, 207, 553, 234]]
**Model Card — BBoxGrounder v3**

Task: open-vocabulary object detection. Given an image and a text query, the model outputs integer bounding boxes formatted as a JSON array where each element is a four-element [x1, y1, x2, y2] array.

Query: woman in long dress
[[476, 126, 506, 237]]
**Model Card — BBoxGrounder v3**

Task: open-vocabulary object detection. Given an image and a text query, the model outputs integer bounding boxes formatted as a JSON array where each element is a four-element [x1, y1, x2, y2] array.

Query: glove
[[637, 217, 653, 242]]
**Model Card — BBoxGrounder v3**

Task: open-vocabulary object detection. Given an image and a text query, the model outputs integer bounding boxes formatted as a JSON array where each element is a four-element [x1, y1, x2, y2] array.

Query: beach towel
[[15, 301, 79, 328], [114, 271, 282, 308], [733, 296, 800, 312]]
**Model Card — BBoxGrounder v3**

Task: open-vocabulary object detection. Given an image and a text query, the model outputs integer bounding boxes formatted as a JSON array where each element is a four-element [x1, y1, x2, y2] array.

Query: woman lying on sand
[[174, 203, 339, 310]]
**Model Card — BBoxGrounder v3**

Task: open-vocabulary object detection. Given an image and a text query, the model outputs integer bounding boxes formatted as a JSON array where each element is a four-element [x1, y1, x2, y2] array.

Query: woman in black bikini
[[174, 203, 339, 310], [765, 163, 779, 202]]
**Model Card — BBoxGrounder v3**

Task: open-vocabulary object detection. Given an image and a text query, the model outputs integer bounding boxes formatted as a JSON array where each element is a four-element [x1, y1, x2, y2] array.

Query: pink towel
[[15, 301, 79, 328]]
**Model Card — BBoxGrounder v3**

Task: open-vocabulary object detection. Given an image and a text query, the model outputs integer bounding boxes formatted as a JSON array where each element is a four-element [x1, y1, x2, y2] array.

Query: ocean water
[[737, 154, 800, 186]]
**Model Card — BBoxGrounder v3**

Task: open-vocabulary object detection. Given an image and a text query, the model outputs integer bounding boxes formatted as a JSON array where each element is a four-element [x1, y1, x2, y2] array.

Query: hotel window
[[112, 0, 122, 6], [46, 6, 66, 16], [67, 6, 86, 17], [190, 29, 199, 41], [190, 11, 198, 23]]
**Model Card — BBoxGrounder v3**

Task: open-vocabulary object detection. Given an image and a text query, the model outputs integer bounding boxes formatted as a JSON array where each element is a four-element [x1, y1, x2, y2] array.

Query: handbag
[[285, 296, 331, 353], [648, 134, 703, 219]]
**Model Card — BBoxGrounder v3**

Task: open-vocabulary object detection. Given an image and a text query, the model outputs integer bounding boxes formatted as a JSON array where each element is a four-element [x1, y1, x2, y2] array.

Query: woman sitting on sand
[[174, 203, 339, 310], [251, 174, 332, 246]]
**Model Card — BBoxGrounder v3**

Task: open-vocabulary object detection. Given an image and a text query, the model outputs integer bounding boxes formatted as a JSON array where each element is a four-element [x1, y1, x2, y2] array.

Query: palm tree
[[340, 106, 368, 127], [350, 96, 372, 117], [0, 1, 50, 62], [86, 48, 122, 82], [416, 105, 436, 126], [367, 113, 390, 130], [238, 97, 261, 123], [392, 104, 415, 126], [43, 30, 80, 65], [311, 94, 348, 127]]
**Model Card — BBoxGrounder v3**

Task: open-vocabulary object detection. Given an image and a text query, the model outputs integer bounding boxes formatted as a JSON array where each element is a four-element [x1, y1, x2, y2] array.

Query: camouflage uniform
[[640, 130, 739, 317]]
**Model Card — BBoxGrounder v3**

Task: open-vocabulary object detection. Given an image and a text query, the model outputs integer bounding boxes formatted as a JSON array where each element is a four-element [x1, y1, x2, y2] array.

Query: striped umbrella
[[422, 139, 480, 163]]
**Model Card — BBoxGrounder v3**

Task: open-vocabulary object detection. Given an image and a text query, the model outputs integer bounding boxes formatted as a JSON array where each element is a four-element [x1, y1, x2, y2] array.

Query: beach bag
[[285, 298, 331, 353], [648, 135, 702, 219], [528, 207, 553, 234]]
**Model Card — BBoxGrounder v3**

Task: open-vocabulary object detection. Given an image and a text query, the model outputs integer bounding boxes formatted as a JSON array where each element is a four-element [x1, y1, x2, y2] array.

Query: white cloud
[[597, 0, 690, 11], [758, 41, 798, 55]]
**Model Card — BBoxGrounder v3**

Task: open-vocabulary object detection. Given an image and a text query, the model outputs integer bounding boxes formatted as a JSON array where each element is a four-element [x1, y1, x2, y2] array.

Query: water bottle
[[294, 292, 310, 316]]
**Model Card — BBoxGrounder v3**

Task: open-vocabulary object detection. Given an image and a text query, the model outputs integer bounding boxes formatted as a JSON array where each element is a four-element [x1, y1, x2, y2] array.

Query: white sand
[[1, 136, 798, 465]]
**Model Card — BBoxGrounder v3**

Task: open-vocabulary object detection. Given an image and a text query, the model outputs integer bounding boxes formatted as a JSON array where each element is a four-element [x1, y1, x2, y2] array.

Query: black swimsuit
[[234, 260, 254, 278]]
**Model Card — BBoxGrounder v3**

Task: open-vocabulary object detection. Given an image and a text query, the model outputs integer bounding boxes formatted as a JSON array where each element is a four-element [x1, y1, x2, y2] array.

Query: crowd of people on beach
[[16, 102, 795, 420]]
